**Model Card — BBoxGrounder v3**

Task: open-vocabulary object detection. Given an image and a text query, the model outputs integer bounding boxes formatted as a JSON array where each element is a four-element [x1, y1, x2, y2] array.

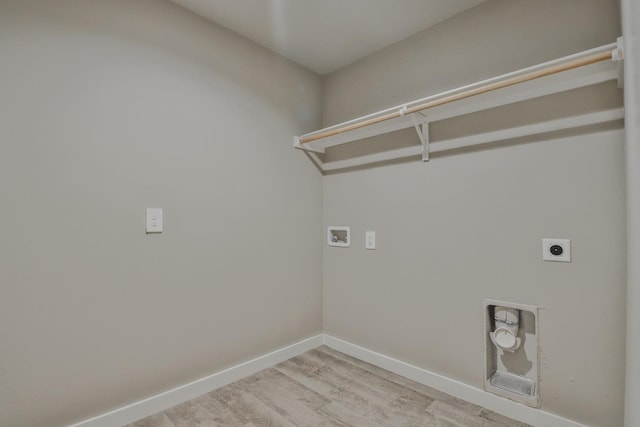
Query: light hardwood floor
[[127, 346, 530, 427]]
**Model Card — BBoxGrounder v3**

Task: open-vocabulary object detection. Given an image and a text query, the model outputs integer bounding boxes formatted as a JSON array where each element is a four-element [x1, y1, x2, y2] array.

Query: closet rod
[[300, 47, 617, 145]]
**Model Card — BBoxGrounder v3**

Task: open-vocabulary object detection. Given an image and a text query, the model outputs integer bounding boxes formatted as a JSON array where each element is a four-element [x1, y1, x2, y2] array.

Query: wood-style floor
[[127, 346, 530, 427]]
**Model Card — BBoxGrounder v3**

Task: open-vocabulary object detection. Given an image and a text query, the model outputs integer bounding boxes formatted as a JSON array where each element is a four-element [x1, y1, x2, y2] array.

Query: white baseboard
[[69, 333, 586, 427], [322, 334, 586, 427], [68, 334, 323, 427]]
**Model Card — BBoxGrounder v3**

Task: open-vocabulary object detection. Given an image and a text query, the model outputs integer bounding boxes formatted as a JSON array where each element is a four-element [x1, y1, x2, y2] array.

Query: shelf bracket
[[410, 112, 430, 161]]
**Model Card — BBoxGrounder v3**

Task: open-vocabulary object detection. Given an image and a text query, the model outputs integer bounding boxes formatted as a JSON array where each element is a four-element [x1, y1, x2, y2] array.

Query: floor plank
[[317, 346, 486, 418], [130, 412, 176, 427], [295, 352, 435, 425], [191, 393, 249, 426], [164, 401, 220, 427], [126, 347, 531, 427], [214, 383, 296, 427]]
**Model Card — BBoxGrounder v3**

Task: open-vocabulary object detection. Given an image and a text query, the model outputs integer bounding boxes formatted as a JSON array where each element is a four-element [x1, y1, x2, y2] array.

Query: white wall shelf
[[294, 41, 624, 172]]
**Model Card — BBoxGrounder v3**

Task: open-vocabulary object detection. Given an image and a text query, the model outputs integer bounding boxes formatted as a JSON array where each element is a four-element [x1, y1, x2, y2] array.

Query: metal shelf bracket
[[410, 112, 430, 161]]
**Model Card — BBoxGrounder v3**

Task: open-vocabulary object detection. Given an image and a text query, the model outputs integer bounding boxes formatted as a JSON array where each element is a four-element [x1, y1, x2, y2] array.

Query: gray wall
[[0, 1, 322, 426], [322, 1, 625, 426]]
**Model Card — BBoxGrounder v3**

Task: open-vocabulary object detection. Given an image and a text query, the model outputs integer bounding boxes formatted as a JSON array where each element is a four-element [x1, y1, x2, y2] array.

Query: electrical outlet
[[542, 238, 570, 262], [146, 208, 163, 233]]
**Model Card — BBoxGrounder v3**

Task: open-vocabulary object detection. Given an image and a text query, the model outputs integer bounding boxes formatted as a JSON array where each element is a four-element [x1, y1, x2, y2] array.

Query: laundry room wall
[[0, 1, 323, 426], [321, 1, 625, 425]]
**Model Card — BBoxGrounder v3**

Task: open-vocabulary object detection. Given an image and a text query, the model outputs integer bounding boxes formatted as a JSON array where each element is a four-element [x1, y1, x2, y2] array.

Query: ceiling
[[170, 0, 485, 75]]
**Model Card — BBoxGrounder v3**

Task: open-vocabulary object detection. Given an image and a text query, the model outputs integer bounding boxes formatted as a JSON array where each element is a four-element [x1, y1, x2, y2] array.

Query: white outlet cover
[[365, 231, 376, 250], [542, 238, 571, 262], [146, 208, 163, 233]]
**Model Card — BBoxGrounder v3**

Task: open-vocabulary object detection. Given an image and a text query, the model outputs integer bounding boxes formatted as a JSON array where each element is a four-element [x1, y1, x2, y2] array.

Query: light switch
[[365, 231, 376, 250], [146, 208, 163, 233]]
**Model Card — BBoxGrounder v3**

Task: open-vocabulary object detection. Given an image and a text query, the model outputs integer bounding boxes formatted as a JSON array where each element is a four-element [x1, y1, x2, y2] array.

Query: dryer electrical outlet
[[542, 238, 570, 262]]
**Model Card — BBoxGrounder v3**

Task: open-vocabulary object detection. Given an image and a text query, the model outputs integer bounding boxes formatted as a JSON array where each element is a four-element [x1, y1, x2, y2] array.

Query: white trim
[[322, 335, 587, 427], [68, 335, 323, 427], [69, 333, 588, 427]]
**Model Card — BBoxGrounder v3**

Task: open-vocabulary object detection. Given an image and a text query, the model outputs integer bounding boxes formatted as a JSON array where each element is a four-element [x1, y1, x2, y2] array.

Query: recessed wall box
[[327, 226, 350, 247], [483, 299, 540, 407]]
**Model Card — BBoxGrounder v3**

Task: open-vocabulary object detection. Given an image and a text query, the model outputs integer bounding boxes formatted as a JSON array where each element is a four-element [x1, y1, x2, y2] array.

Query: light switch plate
[[542, 238, 570, 262], [365, 231, 376, 250], [146, 208, 163, 233]]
